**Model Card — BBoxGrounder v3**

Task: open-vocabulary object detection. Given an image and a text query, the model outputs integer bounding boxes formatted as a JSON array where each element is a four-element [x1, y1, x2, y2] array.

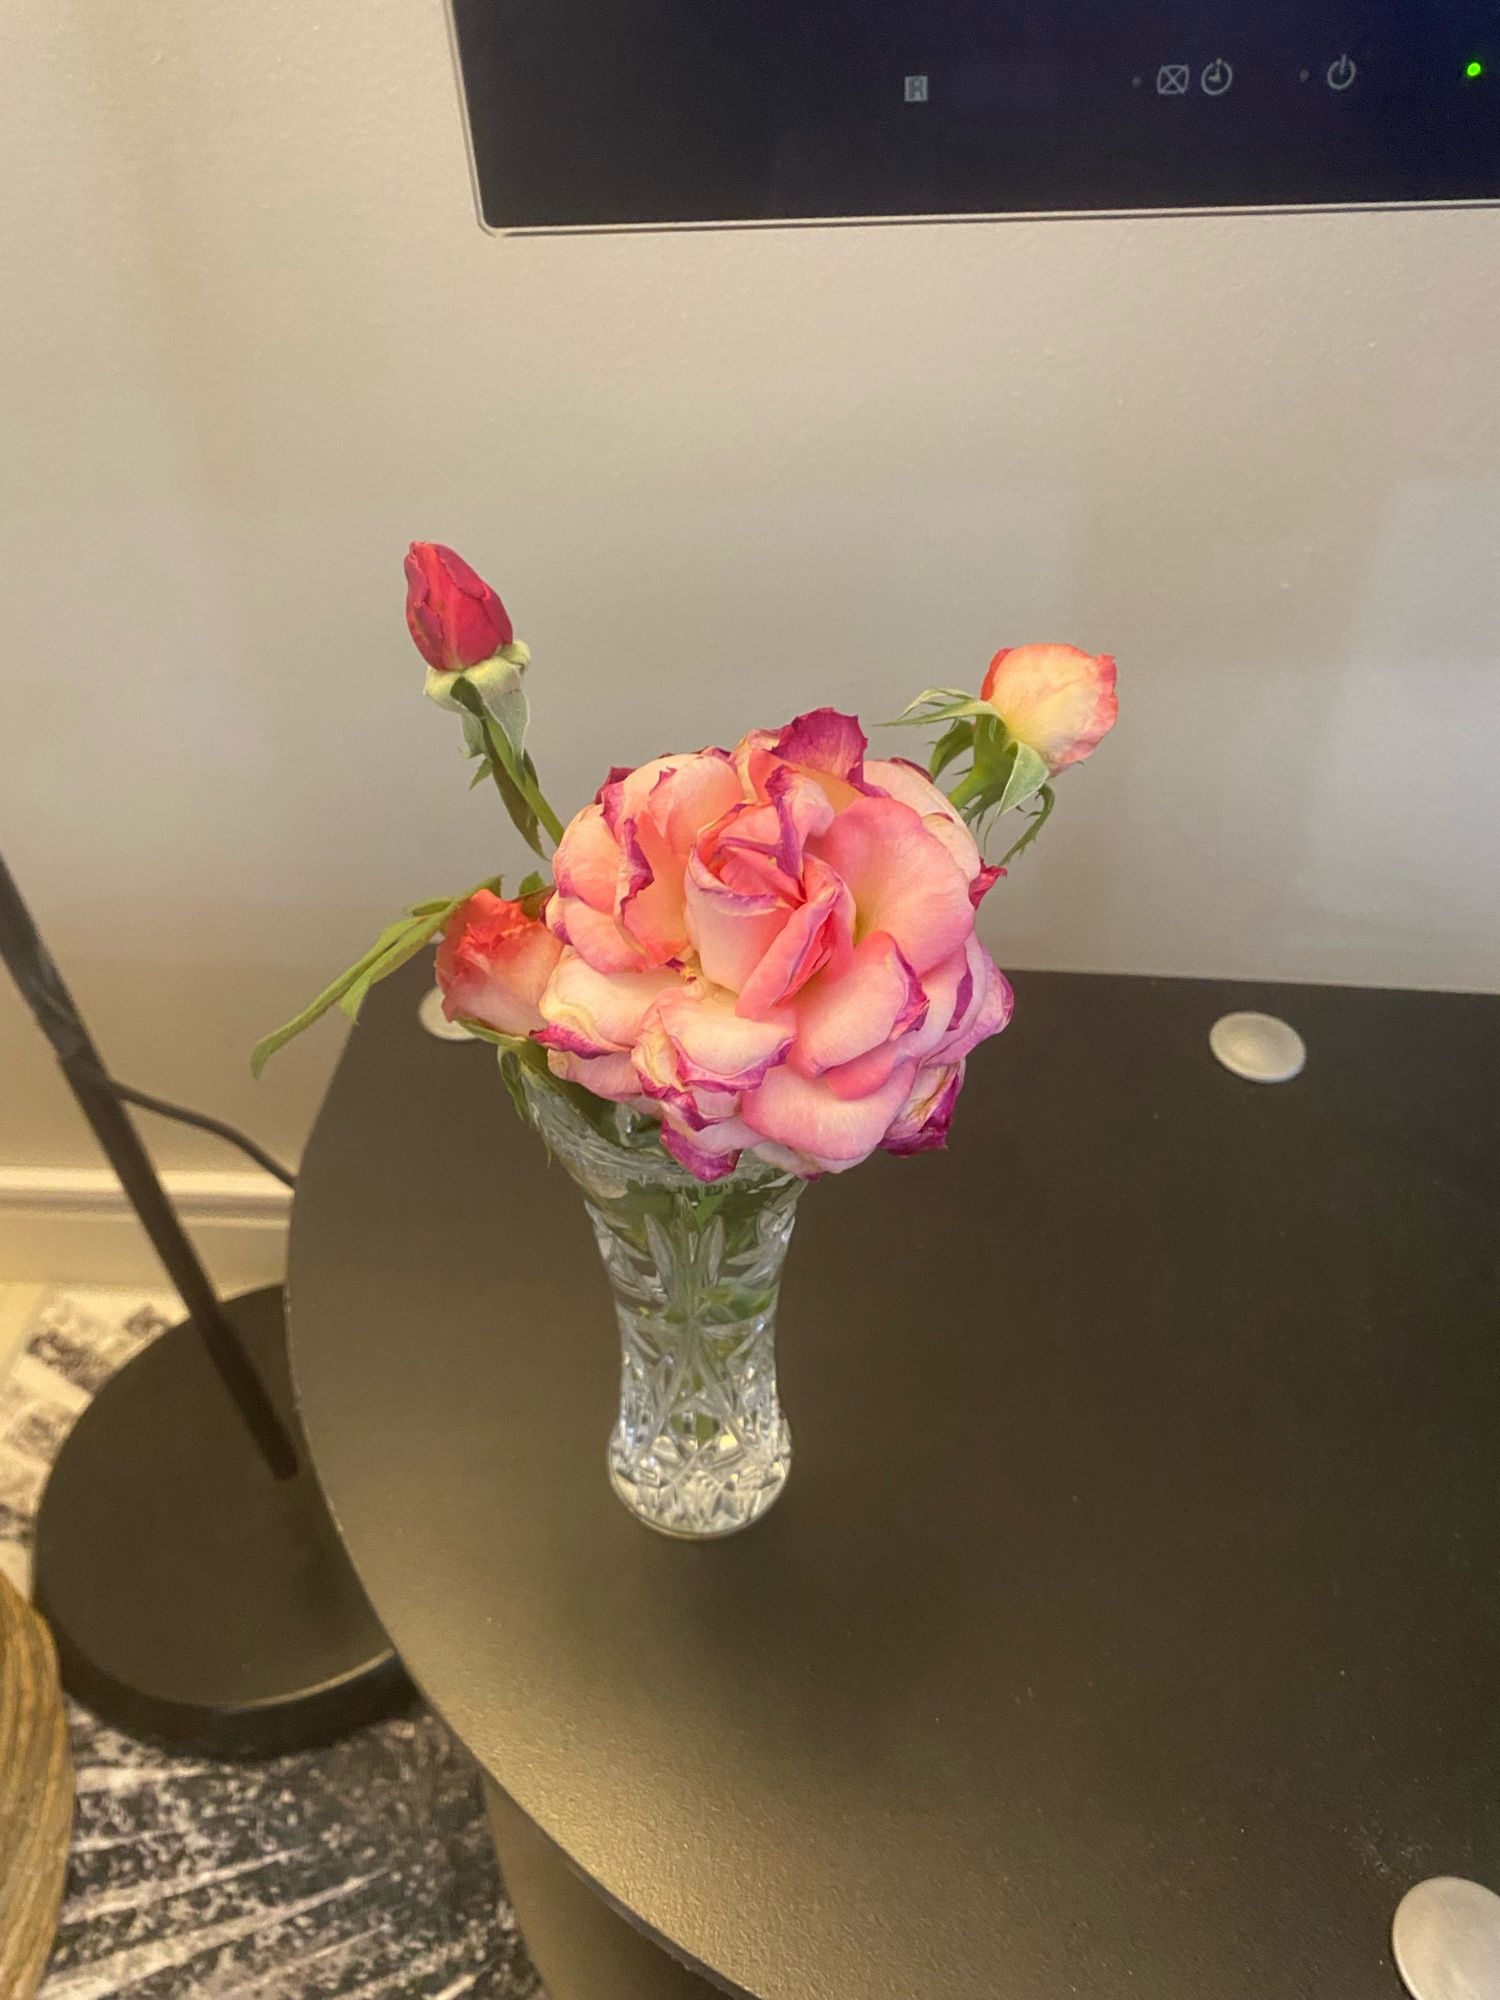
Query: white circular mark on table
[[1393, 1877, 1500, 2000], [1208, 1011, 1307, 1083], [418, 986, 475, 1042]]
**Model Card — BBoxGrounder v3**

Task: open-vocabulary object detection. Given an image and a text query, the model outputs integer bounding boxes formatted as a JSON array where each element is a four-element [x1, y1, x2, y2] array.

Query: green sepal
[[949, 720, 1048, 822], [996, 784, 1056, 867], [424, 645, 531, 755], [992, 737, 1050, 816], [884, 687, 999, 728], [928, 719, 972, 780], [515, 871, 551, 921]]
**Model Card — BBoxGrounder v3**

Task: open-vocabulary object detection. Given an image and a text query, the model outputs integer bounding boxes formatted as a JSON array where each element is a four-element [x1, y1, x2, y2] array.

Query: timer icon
[[1201, 57, 1234, 96], [1326, 53, 1357, 90]]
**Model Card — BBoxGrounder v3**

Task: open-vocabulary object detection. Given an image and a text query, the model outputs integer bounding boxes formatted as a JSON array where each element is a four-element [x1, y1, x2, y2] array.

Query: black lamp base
[[32, 1286, 412, 1757]]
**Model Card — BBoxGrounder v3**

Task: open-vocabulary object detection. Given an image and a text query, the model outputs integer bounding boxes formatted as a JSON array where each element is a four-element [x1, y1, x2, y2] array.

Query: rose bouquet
[[257, 544, 1116, 1535]]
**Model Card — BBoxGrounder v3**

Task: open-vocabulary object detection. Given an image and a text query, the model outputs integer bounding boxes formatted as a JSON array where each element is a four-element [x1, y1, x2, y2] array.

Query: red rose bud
[[404, 542, 514, 673]]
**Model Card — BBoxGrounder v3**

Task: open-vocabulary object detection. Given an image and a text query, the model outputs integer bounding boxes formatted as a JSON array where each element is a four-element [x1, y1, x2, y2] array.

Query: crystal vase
[[521, 1072, 805, 1538]]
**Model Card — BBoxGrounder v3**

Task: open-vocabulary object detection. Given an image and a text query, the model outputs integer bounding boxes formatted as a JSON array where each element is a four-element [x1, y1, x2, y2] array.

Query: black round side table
[[287, 961, 1500, 2000]]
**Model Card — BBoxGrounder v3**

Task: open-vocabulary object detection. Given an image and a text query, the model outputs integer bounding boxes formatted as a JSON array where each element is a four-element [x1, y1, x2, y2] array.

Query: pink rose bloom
[[538, 710, 1012, 1180], [404, 542, 515, 673], [435, 890, 562, 1036], [981, 644, 1117, 773]]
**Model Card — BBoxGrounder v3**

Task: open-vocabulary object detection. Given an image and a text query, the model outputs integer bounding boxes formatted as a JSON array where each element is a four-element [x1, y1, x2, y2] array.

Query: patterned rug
[[0, 1292, 543, 2000]]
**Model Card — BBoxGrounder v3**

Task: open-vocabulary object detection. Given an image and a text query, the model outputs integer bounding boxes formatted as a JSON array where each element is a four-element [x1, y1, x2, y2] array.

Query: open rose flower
[[981, 644, 1117, 774], [404, 542, 514, 672], [436, 889, 562, 1036], [537, 710, 1012, 1179]]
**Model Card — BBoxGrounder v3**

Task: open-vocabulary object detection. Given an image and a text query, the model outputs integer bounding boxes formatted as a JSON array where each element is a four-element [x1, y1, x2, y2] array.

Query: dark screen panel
[[450, 0, 1500, 228]]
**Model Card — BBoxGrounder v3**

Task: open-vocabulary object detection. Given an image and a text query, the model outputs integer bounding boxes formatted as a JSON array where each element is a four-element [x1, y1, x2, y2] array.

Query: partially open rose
[[436, 889, 562, 1036], [537, 711, 1011, 1178], [980, 644, 1117, 774]]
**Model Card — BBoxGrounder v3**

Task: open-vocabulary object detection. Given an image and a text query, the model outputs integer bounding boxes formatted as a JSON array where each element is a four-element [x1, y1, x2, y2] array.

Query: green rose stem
[[448, 677, 564, 856], [480, 710, 565, 850]]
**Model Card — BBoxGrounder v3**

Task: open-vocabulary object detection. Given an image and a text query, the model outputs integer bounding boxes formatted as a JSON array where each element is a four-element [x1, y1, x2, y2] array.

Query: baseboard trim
[[0, 1168, 291, 1290], [0, 1167, 291, 1223]]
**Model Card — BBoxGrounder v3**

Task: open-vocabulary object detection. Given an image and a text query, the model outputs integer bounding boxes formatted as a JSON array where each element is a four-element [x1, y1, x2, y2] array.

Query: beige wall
[[2, 0, 1498, 1197]]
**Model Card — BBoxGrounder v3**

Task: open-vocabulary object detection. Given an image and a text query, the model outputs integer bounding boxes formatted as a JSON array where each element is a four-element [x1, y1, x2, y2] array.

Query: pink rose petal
[[552, 804, 622, 914], [809, 795, 974, 975], [863, 756, 987, 889], [736, 858, 853, 1018], [538, 953, 675, 1051], [544, 1047, 645, 1103], [654, 984, 793, 1089], [684, 854, 790, 995], [741, 1058, 918, 1172], [770, 708, 868, 785], [547, 895, 650, 974], [883, 1062, 964, 1155], [789, 930, 925, 1074]]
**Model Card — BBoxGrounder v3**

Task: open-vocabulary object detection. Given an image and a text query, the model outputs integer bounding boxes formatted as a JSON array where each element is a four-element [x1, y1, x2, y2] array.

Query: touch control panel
[[450, 0, 1500, 229]]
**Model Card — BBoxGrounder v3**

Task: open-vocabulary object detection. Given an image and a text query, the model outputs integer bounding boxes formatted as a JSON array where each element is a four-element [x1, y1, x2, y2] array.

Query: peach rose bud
[[980, 644, 1118, 774], [435, 889, 562, 1037]]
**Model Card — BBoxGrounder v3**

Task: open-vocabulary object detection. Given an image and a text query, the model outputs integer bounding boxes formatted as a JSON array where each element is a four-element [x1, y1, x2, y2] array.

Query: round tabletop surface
[[287, 962, 1500, 2000]]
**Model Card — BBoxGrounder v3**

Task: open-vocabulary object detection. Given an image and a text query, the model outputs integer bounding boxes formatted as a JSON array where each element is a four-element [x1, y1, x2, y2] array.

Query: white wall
[[2, 0, 1498, 1221]]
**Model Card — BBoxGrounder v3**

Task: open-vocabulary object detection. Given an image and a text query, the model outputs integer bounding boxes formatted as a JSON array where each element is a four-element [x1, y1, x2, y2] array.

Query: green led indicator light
[[1465, 59, 1484, 78]]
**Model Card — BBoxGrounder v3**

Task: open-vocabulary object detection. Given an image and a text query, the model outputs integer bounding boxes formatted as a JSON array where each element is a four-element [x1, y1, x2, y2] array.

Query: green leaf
[[250, 968, 371, 1078], [337, 915, 443, 1020], [250, 915, 417, 1077], [517, 871, 545, 899], [250, 876, 505, 1075]]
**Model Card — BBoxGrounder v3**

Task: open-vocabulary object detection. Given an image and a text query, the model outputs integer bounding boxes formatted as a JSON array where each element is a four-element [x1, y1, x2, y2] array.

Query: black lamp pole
[[0, 855, 299, 1479], [1, 849, 410, 1755]]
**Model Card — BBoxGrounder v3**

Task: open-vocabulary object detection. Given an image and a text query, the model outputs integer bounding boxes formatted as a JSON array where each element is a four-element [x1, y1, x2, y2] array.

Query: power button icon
[[1326, 53, 1357, 90]]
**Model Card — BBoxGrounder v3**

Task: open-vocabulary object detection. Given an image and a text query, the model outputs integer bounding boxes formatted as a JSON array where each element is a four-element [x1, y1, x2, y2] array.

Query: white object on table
[[418, 987, 475, 1042], [1393, 1877, 1500, 2000], [1208, 1010, 1306, 1084]]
